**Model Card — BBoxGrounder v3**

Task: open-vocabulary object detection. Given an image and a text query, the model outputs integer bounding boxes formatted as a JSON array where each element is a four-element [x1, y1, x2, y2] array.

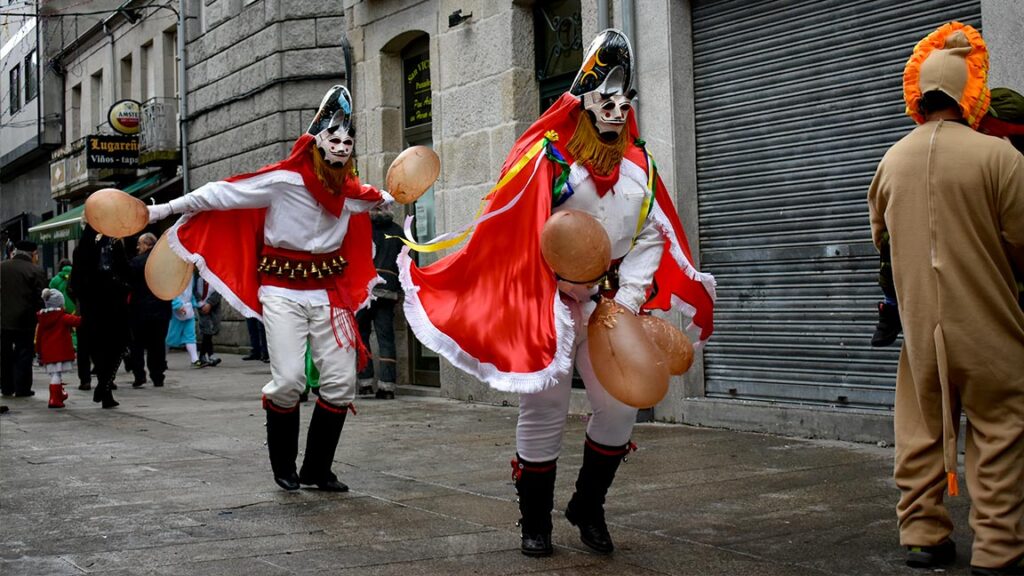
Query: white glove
[[148, 203, 173, 223]]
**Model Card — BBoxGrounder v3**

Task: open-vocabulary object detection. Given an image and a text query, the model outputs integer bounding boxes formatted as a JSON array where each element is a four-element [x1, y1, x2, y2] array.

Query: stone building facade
[[331, 0, 1023, 441], [178, 0, 1021, 441], [182, 0, 354, 349]]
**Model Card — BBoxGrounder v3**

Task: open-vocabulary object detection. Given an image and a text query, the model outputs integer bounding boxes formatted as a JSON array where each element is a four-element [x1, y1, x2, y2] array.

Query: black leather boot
[[564, 436, 632, 554], [298, 398, 349, 492], [871, 302, 902, 347], [512, 454, 557, 557], [264, 397, 300, 491], [93, 380, 119, 408]]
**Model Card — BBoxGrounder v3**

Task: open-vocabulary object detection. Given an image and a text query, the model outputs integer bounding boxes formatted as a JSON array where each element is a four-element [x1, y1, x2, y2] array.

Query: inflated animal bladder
[[540, 210, 611, 284], [386, 145, 440, 204], [587, 298, 670, 408], [145, 231, 194, 301], [83, 188, 148, 238], [640, 315, 694, 375]]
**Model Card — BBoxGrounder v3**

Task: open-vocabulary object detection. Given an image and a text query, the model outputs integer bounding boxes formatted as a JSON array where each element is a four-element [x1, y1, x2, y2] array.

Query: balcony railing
[[139, 97, 180, 167]]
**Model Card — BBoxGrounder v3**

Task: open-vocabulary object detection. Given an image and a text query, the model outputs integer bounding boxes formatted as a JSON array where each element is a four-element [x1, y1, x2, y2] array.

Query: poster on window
[[403, 53, 432, 128]]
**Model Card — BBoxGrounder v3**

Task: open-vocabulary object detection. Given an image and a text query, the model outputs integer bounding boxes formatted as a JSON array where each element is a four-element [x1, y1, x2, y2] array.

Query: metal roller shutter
[[692, 0, 982, 409]]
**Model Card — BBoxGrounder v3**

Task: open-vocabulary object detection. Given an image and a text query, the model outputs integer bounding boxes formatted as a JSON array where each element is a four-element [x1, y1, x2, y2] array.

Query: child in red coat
[[36, 288, 81, 408]]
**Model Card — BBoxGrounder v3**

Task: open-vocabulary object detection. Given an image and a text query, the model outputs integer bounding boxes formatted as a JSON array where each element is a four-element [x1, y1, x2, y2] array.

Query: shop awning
[[28, 173, 165, 244]]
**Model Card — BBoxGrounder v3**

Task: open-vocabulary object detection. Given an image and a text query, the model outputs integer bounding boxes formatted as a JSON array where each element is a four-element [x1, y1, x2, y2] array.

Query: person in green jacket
[[48, 259, 75, 315], [48, 259, 76, 348]]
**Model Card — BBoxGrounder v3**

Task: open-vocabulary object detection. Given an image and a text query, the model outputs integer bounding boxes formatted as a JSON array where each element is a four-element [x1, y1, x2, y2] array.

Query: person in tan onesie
[[867, 21, 1024, 575]]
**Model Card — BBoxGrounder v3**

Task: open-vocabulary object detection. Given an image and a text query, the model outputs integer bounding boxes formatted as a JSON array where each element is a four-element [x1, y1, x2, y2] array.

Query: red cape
[[167, 135, 378, 319], [399, 93, 715, 393]]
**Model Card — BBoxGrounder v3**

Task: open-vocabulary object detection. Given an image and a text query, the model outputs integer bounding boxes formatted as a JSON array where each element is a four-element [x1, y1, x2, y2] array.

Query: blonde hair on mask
[[310, 146, 356, 195], [566, 112, 629, 176]]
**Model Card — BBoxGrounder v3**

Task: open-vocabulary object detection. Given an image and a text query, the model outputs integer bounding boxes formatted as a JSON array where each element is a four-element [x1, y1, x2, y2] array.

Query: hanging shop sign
[[108, 99, 142, 135], [87, 134, 139, 169]]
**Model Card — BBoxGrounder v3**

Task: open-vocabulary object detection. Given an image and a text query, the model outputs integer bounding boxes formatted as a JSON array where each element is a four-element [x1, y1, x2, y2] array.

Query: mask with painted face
[[308, 85, 355, 167], [570, 29, 636, 139]]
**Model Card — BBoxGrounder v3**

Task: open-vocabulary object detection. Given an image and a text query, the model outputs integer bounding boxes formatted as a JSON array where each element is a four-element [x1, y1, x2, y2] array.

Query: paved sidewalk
[[2, 352, 972, 576]]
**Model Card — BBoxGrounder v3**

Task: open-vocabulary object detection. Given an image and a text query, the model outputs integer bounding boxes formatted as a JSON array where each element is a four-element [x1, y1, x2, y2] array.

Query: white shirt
[[554, 158, 665, 313], [169, 169, 389, 305]]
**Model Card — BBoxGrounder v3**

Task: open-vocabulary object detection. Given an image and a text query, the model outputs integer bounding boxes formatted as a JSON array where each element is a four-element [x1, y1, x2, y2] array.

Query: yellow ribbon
[[630, 149, 656, 248], [398, 137, 551, 253]]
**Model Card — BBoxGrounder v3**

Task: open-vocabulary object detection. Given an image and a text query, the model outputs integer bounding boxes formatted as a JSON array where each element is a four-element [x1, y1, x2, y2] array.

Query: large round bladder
[[84, 188, 149, 239], [587, 298, 670, 408], [386, 145, 441, 205], [540, 210, 611, 284], [145, 231, 194, 301], [640, 315, 695, 376]]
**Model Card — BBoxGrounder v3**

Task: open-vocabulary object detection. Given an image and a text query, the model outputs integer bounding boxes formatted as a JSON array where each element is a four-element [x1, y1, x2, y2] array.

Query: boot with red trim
[[512, 454, 557, 557], [47, 384, 65, 409], [264, 397, 300, 491], [298, 398, 350, 492], [564, 435, 633, 554]]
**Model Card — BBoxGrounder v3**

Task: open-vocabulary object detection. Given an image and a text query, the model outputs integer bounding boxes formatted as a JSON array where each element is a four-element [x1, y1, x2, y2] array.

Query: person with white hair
[[128, 232, 172, 387]]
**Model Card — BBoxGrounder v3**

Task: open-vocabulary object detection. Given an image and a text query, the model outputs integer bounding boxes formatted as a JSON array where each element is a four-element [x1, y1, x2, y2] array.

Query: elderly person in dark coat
[[1, 240, 47, 397], [129, 233, 173, 387]]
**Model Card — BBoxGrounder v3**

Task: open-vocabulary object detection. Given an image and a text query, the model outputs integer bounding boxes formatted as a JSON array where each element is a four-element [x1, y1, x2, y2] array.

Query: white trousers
[[516, 294, 639, 462], [260, 294, 357, 408]]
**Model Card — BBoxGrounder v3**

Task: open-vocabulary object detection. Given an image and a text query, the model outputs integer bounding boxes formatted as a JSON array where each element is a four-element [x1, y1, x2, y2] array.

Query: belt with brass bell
[[257, 254, 348, 279]]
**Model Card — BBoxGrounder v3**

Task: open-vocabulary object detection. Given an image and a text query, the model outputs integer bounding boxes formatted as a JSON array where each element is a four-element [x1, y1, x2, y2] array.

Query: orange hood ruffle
[[903, 21, 990, 129]]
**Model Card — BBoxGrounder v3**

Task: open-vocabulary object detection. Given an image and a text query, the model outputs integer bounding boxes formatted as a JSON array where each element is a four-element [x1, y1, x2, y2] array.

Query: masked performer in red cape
[[147, 85, 394, 493], [398, 30, 716, 556]]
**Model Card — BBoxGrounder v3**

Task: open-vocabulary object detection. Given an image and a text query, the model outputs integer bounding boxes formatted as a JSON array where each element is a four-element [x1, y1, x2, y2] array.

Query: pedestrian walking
[[35, 289, 81, 408], [1, 240, 48, 398], [355, 204, 404, 399], [69, 225, 130, 408], [166, 279, 201, 368], [243, 318, 269, 362], [194, 273, 222, 367], [128, 232, 172, 387]]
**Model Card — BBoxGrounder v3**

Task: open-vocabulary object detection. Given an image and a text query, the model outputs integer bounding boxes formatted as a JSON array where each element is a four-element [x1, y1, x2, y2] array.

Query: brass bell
[[598, 275, 613, 292], [257, 256, 269, 273], [337, 257, 348, 271], [269, 259, 280, 275], [282, 261, 292, 278], [310, 262, 323, 279], [296, 262, 307, 279]]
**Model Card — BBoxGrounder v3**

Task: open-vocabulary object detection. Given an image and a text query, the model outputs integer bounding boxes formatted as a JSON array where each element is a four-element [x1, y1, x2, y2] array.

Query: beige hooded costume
[[868, 22, 1024, 569]]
